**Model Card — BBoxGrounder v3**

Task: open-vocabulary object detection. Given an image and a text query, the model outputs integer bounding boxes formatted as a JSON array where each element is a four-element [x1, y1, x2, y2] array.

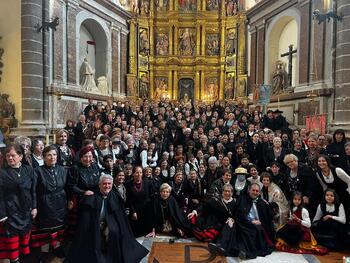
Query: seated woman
[[276, 191, 328, 255], [231, 167, 250, 198], [260, 172, 289, 229], [149, 183, 191, 237], [188, 184, 235, 242], [312, 188, 346, 249]]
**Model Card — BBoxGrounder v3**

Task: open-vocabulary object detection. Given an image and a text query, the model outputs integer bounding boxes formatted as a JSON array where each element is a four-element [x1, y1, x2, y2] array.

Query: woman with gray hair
[[148, 183, 191, 237], [188, 184, 236, 242]]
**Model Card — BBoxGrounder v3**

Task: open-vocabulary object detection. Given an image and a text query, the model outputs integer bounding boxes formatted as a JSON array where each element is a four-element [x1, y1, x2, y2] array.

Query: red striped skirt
[[0, 223, 31, 260], [30, 224, 65, 248]]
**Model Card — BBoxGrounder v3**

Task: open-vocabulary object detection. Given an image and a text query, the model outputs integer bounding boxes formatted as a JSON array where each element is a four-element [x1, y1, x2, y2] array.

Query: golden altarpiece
[[126, 0, 247, 101]]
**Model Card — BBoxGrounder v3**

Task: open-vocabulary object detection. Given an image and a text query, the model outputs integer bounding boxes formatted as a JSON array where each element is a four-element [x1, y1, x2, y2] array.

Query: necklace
[[12, 164, 22, 177]]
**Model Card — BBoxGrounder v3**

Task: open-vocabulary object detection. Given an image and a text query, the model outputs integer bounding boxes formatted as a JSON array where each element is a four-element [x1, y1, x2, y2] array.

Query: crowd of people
[[1, 97, 350, 263]]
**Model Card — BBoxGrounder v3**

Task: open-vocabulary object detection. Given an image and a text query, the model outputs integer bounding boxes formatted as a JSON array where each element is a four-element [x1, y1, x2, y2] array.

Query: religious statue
[[178, 0, 196, 12], [224, 75, 234, 99], [130, 0, 139, 13], [179, 28, 196, 56], [139, 28, 150, 56], [0, 94, 15, 118], [206, 0, 219, 11], [140, 0, 150, 15], [205, 78, 219, 100], [154, 77, 168, 99], [272, 60, 288, 95], [139, 72, 149, 98], [97, 76, 108, 95], [79, 58, 100, 93], [127, 76, 138, 97], [237, 77, 247, 97], [156, 33, 169, 56], [183, 93, 192, 107], [225, 29, 236, 56], [226, 0, 237, 16], [155, 0, 168, 11], [206, 34, 220, 56]]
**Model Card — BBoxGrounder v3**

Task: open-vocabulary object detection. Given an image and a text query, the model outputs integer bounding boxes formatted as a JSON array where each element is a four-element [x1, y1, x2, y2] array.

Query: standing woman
[[30, 138, 45, 168], [315, 155, 350, 223], [55, 129, 75, 169], [0, 144, 37, 263], [31, 146, 68, 261], [67, 146, 100, 235], [126, 166, 154, 237]]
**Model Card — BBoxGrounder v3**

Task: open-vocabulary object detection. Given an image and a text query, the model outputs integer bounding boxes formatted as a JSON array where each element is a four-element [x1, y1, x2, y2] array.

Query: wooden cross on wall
[[281, 44, 297, 87]]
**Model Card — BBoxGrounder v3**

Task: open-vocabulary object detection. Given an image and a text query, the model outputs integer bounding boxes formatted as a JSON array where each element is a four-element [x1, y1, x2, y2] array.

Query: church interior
[[1, 0, 350, 263], [0, 0, 349, 136]]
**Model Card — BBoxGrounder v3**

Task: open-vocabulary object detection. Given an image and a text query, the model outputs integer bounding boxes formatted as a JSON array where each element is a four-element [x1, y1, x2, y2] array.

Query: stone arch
[[264, 8, 300, 87], [76, 11, 112, 94]]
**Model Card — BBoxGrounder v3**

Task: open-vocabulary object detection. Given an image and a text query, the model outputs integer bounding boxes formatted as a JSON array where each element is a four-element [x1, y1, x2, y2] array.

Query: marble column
[[333, 0, 350, 131], [111, 24, 120, 96], [120, 30, 128, 96], [20, 0, 46, 134]]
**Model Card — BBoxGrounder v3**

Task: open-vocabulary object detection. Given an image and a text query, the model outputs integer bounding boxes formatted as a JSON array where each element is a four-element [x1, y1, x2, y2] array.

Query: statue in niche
[[226, 0, 237, 16], [206, 34, 220, 56], [130, 0, 139, 13], [97, 76, 108, 95], [154, 77, 168, 99], [179, 28, 196, 56], [79, 58, 99, 93], [155, 0, 168, 10], [139, 72, 149, 98], [156, 33, 169, 56], [127, 76, 138, 96], [237, 77, 247, 97], [224, 75, 234, 99], [179, 0, 196, 11], [205, 78, 219, 100], [140, 0, 150, 15], [206, 0, 219, 11], [179, 78, 194, 100], [272, 60, 288, 95], [139, 28, 150, 56], [226, 29, 236, 56]]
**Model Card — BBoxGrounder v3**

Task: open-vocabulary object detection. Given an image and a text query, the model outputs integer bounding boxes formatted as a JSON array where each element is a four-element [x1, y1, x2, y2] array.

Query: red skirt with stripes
[[0, 223, 31, 260], [30, 224, 65, 248]]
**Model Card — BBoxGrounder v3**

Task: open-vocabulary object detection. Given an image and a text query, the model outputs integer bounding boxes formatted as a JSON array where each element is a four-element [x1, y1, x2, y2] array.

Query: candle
[[53, 133, 56, 144], [46, 134, 49, 146]]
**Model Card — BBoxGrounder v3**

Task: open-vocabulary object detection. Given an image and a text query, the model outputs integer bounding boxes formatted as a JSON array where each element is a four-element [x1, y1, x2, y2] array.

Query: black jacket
[[1, 165, 36, 235], [35, 165, 68, 228]]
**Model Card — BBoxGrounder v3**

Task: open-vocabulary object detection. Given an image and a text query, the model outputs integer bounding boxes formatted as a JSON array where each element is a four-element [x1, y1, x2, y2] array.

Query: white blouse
[[291, 207, 311, 228], [313, 203, 346, 224]]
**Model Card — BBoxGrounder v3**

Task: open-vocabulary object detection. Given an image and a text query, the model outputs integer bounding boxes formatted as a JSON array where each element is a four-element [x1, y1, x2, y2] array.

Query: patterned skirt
[[30, 224, 65, 248], [0, 223, 31, 260]]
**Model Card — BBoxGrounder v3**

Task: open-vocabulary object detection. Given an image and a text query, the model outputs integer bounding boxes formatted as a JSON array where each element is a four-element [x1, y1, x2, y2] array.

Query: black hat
[[273, 109, 283, 114], [267, 110, 273, 114]]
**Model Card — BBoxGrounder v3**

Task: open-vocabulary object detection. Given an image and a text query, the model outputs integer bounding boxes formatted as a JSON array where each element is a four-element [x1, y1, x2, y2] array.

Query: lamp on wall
[[312, 9, 342, 24], [35, 17, 59, 32]]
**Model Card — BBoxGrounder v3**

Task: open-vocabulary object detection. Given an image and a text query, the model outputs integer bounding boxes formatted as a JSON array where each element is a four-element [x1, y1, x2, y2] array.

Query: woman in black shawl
[[149, 183, 191, 237]]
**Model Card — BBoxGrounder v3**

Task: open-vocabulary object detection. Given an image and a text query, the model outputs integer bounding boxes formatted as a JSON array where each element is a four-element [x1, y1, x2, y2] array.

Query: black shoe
[[53, 246, 66, 258], [238, 251, 246, 260], [208, 242, 226, 256]]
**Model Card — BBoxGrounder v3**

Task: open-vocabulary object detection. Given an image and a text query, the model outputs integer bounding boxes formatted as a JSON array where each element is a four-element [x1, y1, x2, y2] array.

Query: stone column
[[66, 0, 79, 85], [195, 70, 200, 100], [111, 24, 120, 96], [333, 0, 350, 131], [298, 0, 311, 84], [249, 28, 257, 93], [20, 0, 46, 134], [120, 29, 128, 95], [256, 25, 265, 85]]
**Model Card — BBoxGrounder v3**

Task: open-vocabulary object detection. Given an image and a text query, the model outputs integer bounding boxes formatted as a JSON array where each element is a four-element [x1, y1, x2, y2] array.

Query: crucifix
[[281, 44, 297, 87]]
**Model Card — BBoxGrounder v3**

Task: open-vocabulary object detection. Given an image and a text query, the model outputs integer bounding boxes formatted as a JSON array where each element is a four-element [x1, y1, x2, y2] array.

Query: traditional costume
[[0, 165, 36, 261], [65, 191, 148, 263], [234, 195, 275, 259], [276, 206, 328, 255], [31, 164, 68, 249]]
